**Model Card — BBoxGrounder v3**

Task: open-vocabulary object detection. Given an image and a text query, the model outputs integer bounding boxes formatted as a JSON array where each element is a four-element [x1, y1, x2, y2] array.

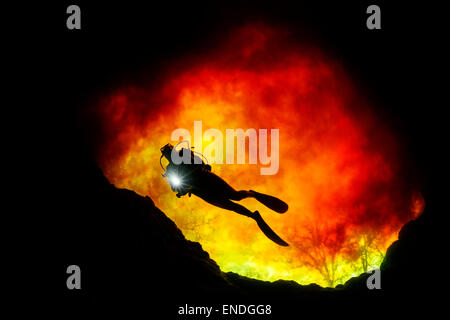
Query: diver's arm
[[174, 185, 190, 197], [176, 190, 187, 198]]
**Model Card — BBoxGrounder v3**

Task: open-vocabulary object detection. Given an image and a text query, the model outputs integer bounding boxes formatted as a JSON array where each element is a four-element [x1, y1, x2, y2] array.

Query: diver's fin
[[253, 211, 289, 246], [250, 190, 288, 213]]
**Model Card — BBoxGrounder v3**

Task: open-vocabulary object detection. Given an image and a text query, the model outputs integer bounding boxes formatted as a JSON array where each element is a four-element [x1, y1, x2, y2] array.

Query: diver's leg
[[230, 190, 288, 213], [196, 171, 288, 212], [195, 195, 288, 246], [228, 190, 253, 201], [196, 195, 254, 217], [198, 171, 247, 200]]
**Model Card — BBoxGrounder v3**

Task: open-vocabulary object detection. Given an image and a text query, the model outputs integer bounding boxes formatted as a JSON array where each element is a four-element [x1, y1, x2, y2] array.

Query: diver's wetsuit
[[190, 172, 257, 218], [166, 148, 255, 217], [162, 145, 289, 246]]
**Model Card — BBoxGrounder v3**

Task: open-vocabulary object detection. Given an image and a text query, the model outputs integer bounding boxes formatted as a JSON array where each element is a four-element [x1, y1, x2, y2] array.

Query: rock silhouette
[[57, 160, 440, 318]]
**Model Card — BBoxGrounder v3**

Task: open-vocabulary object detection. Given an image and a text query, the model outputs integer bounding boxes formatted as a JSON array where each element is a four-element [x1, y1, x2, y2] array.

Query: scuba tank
[[160, 141, 211, 174], [160, 141, 211, 195]]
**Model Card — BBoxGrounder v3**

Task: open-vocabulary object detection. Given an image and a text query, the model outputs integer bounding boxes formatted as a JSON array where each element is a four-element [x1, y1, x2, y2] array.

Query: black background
[[31, 0, 443, 196], [12, 0, 446, 317]]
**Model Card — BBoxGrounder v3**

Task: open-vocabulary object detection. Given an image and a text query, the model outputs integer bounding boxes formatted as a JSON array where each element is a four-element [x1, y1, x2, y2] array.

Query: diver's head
[[161, 143, 174, 161]]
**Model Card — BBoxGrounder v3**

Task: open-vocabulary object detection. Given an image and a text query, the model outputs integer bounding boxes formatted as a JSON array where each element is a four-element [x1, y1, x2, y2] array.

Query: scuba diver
[[160, 142, 289, 246]]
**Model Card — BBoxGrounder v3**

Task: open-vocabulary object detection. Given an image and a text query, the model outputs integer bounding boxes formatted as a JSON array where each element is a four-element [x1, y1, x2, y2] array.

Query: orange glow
[[91, 26, 424, 287]]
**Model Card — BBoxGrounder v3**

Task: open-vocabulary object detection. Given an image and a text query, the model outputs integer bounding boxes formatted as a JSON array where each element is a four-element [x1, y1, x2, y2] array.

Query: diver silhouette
[[160, 142, 289, 246]]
